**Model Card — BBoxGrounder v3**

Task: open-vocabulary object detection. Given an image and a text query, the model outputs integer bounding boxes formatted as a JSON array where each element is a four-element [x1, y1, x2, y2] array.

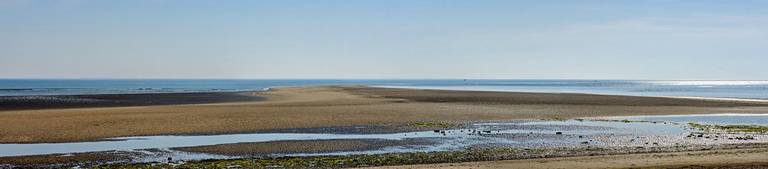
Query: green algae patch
[[688, 123, 768, 133]]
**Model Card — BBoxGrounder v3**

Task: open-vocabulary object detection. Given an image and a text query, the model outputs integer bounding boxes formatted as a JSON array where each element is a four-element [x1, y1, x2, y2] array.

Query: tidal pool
[[1, 114, 767, 163]]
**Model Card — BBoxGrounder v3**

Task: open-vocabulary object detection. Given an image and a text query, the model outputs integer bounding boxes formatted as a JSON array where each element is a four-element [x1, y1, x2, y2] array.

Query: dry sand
[[2, 86, 768, 143], [367, 147, 768, 169]]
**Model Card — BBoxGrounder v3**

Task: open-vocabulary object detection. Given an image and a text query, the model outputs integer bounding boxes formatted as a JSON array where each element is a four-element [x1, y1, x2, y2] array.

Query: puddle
[[1, 114, 767, 164]]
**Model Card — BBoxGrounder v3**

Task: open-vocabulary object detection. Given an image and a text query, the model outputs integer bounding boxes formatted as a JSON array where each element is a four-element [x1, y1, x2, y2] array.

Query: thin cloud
[[564, 16, 768, 38]]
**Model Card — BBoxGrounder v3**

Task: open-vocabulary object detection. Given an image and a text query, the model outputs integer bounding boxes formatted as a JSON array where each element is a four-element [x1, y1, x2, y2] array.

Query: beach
[[5, 0, 766, 167], [3, 86, 768, 143], [1, 86, 768, 168]]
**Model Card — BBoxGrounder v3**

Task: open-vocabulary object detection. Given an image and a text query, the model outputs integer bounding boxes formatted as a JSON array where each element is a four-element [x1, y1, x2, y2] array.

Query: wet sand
[[174, 139, 433, 156], [0, 92, 264, 111], [344, 87, 768, 107], [0, 151, 137, 168], [2, 86, 768, 143]]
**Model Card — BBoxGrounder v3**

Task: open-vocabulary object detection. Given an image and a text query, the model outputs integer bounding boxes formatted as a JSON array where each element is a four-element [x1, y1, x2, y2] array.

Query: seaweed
[[688, 123, 768, 133]]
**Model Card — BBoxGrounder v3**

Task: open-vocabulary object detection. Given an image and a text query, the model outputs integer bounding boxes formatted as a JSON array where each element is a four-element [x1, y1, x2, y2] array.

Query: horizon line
[[1, 78, 768, 81]]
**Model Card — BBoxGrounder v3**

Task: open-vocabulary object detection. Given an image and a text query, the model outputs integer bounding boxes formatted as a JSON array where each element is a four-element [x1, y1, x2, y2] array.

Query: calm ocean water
[[0, 79, 767, 100]]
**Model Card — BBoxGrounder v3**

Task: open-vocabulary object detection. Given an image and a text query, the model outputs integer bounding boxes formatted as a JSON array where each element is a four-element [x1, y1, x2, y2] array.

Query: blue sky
[[1, 0, 767, 79]]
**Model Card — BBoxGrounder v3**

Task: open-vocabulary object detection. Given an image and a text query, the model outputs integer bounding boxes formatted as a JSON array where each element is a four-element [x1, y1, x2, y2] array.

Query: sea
[[0, 79, 767, 100]]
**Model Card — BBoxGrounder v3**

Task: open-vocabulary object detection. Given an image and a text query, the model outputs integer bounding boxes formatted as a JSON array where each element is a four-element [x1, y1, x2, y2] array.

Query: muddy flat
[[0, 92, 264, 111], [174, 139, 433, 156]]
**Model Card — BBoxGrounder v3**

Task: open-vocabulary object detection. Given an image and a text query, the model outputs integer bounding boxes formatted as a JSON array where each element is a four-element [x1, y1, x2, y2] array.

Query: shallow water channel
[[1, 114, 767, 162]]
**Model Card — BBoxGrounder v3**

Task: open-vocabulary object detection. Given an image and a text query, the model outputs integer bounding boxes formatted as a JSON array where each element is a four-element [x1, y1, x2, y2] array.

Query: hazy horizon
[[3, 78, 768, 81], [2, 0, 767, 79]]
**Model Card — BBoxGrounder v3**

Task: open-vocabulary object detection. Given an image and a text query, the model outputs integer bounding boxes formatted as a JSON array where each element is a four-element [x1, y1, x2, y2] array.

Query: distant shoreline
[[3, 79, 768, 99], [374, 85, 768, 103], [351, 86, 768, 107], [4, 84, 768, 111]]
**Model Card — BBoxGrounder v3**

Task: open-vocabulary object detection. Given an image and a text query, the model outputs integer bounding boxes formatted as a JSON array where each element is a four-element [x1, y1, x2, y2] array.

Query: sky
[[1, 0, 767, 79]]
